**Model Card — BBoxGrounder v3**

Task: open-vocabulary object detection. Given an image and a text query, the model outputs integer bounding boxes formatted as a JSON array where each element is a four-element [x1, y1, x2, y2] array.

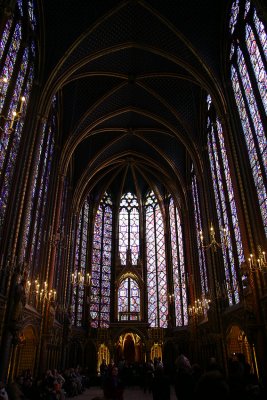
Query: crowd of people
[[99, 353, 265, 400], [0, 366, 90, 400], [0, 352, 265, 400]]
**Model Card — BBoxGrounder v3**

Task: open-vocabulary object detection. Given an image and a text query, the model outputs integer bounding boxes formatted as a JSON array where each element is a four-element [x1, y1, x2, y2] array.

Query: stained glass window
[[0, 19, 12, 60], [119, 192, 139, 265], [245, 25, 267, 113], [17, 0, 24, 15], [28, 1, 36, 28], [145, 191, 168, 328], [118, 277, 140, 321], [90, 193, 112, 328], [0, 22, 22, 113], [0, 48, 29, 214], [207, 95, 245, 305], [72, 199, 89, 326], [229, 0, 239, 34], [0, 4, 36, 244], [191, 172, 209, 298], [169, 197, 188, 326], [230, 0, 267, 236], [23, 97, 56, 285]]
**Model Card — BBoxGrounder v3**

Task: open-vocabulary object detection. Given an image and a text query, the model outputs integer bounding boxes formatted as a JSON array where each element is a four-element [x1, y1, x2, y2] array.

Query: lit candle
[[19, 96, 25, 114], [247, 256, 250, 269], [10, 111, 17, 129]]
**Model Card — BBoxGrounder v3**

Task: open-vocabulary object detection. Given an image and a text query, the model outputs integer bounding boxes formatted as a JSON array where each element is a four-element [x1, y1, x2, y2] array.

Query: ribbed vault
[[40, 0, 230, 208]]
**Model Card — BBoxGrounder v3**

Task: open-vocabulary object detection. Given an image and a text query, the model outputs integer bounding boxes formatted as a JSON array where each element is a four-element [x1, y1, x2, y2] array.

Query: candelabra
[[247, 246, 267, 272], [71, 271, 91, 287], [26, 278, 57, 304], [199, 223, 228, 252], [0, 76, 25, 131], [188, 295, 211, 317]]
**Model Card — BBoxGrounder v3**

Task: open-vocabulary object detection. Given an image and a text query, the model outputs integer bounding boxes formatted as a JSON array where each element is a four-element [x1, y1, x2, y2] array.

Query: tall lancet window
[[119, 192, 139, 265], [230, 0, 267, 236], [90, 193, 112, 328], [0, 1, 36, 238], [24, 97, 56, 277], [191, 170, 209, 297], [169, 197, 188, 326], [72, 198, 89, 326], [207, 95, 245, 305], [145, 191, 168, 328]]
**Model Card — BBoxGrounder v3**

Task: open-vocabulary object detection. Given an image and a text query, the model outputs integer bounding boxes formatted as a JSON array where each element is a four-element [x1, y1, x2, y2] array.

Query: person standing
[[103, 366, 124, 400]]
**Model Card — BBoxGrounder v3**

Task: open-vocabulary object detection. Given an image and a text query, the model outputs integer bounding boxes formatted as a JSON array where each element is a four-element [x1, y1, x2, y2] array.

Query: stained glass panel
[[253, 11, 267, 61], [207, 96, 244, 304], [191, 174, 208, 296], [0, 22, 22, 113], [145, 192, 167, 328], [118, 278, 140, 320], [230, 2, 267, 237], [0, 48, 30, 222], [119, 192, 139, 265], [245, 24, 267, 114], [0, 19, 12, 60], [90, 194, 112, 328], [229, 0, 239, 34], [169, 198, 188, 326]]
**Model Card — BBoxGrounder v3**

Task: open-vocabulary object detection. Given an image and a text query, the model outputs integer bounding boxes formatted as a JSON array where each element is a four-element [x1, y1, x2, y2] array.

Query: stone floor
[[75, 385, 177, 400]]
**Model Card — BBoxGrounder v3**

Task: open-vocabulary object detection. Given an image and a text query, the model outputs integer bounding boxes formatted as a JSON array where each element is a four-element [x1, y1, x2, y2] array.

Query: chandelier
[[188, 295, 211, 317], [199, 223, 228, 252]]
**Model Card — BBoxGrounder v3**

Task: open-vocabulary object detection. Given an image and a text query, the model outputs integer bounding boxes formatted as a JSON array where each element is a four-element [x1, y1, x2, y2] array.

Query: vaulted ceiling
[[40, 0, 230, 208]]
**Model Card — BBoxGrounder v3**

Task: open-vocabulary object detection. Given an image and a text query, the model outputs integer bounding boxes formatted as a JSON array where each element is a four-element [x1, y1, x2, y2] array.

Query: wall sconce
[[247, 246, 267, 272], [168, 293, 174, 303], [71, 271, 91, 287], [199, 223, 228, 252], [0, 91, 25, 131], [188, 295, 211, 317]]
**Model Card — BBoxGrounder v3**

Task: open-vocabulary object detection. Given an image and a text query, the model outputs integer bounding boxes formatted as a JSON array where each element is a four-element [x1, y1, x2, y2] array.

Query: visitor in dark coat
[[152, 365, 171, 400]]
